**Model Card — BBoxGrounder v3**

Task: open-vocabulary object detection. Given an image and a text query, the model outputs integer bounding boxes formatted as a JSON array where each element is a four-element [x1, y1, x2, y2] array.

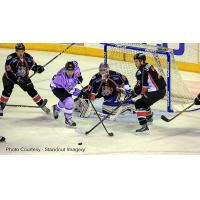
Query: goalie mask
[[99, 63, 109, 74]]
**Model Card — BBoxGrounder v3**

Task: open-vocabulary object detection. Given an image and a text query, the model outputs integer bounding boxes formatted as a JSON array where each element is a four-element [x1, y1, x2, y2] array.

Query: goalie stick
[[29, 43, 75, 79], [6, 100, 50, 114], [79, 82, 114, 137], [85, 96, 132, 135], [161, 102, 195, 122]]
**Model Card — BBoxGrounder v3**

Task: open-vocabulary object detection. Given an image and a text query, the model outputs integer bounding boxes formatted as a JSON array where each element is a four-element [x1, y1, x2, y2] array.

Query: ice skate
[[135, 124, 149, 135], [65, 118, 76, 127], [53, 105, 60, 119]]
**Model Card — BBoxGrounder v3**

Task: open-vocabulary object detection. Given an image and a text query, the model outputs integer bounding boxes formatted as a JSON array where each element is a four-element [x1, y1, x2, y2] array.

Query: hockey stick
[[78, 82, 114, 136], [85, 96, 132, 135], [6, 104, 39, 108], [29, 43, 75, 79], [161, 102, 195, 122]]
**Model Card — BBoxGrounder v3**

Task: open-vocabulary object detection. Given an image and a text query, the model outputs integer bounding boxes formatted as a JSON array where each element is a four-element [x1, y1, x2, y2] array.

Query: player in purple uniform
[[50, 61, 83, 127]]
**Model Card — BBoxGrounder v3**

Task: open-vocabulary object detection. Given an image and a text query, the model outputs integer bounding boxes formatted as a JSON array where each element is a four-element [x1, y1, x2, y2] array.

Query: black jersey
[[134, 63, 166, 95], [5, 52, 37, 82], [88, 70, 129, 97]]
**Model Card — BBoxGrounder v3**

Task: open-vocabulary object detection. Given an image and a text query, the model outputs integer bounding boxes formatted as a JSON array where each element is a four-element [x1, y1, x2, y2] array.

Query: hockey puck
[[78, 142, 82, 145], [0, 136, 6, 142]]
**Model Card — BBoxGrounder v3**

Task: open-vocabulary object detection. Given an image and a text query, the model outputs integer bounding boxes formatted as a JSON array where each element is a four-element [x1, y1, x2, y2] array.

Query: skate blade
[[41, 107, 51, 114], [65, 124, 77, 129], [135, 130, 150, 135]]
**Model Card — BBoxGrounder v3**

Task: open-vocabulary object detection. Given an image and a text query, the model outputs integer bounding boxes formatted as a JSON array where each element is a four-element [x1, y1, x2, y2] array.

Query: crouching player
[[131, 53, 166, 133], [50, 61, 83, 127], [75, 63, 134, 118]]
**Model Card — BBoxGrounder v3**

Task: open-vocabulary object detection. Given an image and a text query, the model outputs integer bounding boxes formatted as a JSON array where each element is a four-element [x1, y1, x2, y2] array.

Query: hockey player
[[194, 93, 200, 105], [51, 61, 83, 127], [131, 53, 166, 133], [77, 63, 133, 118], [0, 43, 49, 116]]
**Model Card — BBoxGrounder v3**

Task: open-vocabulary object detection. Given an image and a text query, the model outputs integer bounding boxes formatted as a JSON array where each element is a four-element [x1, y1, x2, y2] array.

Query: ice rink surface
[[0, 48, 200, 155]]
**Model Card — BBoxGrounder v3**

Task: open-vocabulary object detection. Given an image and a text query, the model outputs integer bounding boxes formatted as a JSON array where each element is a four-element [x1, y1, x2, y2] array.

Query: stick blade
[[161, 115, 171, 122], [108, 132, 114, 137]]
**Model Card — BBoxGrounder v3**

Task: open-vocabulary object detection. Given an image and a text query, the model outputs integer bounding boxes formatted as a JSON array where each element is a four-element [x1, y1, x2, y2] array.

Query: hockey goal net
[[103, 43, 194, 112]]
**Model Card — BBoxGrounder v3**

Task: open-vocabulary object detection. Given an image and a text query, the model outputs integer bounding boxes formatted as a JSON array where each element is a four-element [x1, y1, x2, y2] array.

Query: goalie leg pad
[[80, 99, 91, 118], [74, 98, 91, 118], [102, 97, 120, 115]]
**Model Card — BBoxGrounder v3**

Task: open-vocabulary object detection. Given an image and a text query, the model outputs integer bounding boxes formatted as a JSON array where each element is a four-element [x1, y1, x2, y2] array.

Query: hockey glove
[[131, 90, 138, 98], [78, 75, 83, 83], [123, 85, 131, 97], [73, 88, 81, 97], [32, 65, 44, 74], [36, 65, 44, 73], [82, 91, 90, 99]]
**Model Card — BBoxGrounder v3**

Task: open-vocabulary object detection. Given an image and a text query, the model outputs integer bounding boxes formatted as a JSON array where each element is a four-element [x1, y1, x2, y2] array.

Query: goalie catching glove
[[117, 85, 131, 97]]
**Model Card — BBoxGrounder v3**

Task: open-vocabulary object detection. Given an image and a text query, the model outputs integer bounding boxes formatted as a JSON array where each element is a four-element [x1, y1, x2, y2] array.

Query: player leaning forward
[[131, 53, 166, 132], [51, 61, 83, 127], [0, 43, 50, 116]]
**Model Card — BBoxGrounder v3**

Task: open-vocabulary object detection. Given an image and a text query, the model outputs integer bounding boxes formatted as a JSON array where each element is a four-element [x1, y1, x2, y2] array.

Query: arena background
[[0, 43, 200, 73]]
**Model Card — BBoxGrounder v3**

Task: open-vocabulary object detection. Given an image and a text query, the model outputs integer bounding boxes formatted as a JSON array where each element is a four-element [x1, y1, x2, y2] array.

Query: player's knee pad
[[2, 88, 12, 98], [63, 97, 74, 110]]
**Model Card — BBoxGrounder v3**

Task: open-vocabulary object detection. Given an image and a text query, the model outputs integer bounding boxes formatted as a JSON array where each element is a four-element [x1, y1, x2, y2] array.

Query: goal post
[[102, 43, 193, 113]]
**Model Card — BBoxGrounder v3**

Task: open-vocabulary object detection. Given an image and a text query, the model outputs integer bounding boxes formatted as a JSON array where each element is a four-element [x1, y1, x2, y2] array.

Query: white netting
[[105, 43, 193, 111]]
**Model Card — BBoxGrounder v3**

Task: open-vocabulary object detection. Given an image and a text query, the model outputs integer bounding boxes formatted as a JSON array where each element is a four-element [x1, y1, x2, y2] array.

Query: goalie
[[75, 63, 135, 118]]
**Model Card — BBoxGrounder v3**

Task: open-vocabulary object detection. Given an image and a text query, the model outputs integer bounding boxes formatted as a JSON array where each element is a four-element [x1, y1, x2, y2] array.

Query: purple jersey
[[51, 61, 81, 93]]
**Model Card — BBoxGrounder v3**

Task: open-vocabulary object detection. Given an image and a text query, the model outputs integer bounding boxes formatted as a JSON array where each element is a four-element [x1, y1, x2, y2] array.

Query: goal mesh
[[104, 43, 193, 112]]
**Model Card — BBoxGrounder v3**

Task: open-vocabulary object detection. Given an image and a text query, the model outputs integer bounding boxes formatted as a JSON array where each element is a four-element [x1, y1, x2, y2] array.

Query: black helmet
[[15, 43, 25, 51], [65, 61, 75, 71], [133, 53, 146, 62]]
